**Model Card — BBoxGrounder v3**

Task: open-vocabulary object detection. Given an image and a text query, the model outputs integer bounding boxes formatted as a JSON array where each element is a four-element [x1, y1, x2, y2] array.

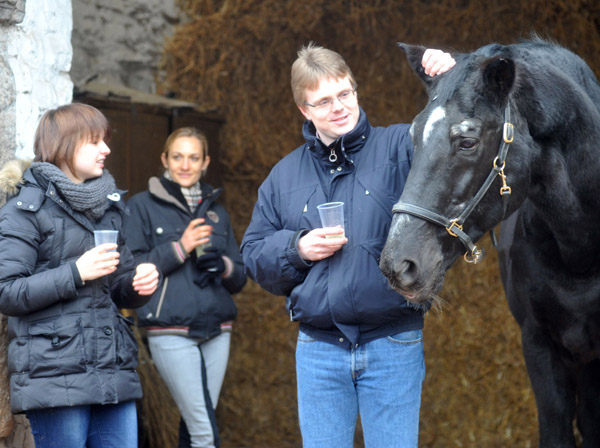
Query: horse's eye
[[459, 138, 478, 151]]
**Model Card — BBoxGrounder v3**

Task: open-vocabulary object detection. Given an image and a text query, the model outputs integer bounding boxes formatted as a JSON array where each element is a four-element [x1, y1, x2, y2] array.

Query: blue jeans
[[26, 401, 137, 448], [148, 332, 231, 448], [296, 329, 425, 448]]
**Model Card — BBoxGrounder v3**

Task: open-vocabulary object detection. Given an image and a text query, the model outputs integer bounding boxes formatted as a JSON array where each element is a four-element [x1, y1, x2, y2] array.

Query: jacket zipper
[[155, 277, 169, 318]]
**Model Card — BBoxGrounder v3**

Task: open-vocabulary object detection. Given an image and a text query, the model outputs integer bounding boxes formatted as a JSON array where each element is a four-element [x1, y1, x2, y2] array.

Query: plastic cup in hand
[[317, 202, 345, 238], [94, 230, 119, 251], [195, 237, 212, 257]]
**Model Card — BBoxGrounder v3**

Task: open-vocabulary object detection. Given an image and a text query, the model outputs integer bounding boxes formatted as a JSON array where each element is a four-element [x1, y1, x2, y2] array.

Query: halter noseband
[[392, 104, 514, 264]]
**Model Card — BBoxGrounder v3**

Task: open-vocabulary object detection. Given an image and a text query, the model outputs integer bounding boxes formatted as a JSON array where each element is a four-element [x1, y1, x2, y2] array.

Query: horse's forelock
[[429, 54, 479, 106], [431, 52, 516, 117]]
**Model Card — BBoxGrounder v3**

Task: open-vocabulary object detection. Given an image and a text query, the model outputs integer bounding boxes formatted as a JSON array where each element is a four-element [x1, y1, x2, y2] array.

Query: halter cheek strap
[[392, 103, 514, 264]]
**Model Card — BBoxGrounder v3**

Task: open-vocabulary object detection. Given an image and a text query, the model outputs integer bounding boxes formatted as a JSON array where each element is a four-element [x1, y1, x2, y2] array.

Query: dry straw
[[134, 1, 600, 446]]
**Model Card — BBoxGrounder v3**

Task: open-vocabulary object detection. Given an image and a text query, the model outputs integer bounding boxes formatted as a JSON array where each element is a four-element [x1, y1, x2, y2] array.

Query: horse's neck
[[516, 59, 600, 266], [528, 136, 600, 269]]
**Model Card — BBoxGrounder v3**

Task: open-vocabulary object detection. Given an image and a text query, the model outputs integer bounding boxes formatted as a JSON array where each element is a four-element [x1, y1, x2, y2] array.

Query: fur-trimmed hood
[[0, 159, 32, 207]]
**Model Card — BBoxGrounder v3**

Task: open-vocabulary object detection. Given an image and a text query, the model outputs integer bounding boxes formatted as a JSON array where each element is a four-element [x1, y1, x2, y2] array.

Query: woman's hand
[[76, 244, 120, 282], [179, 218, 212, 254], [132, 263, 159, 296]]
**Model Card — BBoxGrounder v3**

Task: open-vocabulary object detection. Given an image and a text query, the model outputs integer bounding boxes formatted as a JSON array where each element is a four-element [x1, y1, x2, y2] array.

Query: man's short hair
[[291, 43, 357, 107]]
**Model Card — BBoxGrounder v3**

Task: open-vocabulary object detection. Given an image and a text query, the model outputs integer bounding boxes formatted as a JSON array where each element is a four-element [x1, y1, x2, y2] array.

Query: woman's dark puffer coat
[[0, 167, 149, 413], [123, 177, 245, 341]]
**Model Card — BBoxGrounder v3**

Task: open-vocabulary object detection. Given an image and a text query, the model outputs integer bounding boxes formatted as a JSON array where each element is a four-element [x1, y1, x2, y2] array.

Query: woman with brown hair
[[0, 103, 159, 447]]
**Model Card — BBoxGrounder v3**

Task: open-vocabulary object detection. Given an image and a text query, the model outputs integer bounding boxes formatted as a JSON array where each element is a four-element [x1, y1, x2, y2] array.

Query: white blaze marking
[[422, 106, 446, 146]]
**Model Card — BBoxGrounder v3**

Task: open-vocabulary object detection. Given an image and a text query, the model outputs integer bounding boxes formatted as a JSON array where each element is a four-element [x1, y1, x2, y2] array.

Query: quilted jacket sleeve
[[241, 169, 311, 297], [123, 194, 185, 277], [0, 210, 78, 317], [111, 233, 150, 310], [218, 206, 246, 295]]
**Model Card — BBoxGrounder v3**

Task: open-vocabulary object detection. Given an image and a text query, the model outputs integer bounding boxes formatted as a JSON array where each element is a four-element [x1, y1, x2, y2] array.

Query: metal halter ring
[[464, 247, 483, 264]]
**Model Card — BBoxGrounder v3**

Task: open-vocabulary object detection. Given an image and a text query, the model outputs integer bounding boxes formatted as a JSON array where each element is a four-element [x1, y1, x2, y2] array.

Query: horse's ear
[[482, 57, 515, 102], [397, 43, 432, 88]]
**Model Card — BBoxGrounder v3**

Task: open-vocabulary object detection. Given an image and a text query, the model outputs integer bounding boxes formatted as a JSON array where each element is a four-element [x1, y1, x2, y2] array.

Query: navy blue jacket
[[123, 177, 245, 341], [241, 109, 423, 348], [0, 169, 147, 413]]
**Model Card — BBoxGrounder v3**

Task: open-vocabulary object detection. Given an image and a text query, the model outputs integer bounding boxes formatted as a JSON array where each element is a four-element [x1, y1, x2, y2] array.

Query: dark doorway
[[74, 82, 225, 197]]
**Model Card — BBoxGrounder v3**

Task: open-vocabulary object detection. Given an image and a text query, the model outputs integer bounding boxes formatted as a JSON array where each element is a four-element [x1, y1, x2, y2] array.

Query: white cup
[[317, 202, 345, 238], [94, 230, 119, 250]]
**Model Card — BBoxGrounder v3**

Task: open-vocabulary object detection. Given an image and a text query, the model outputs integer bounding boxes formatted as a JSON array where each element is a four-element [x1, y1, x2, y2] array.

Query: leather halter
[[392, 104, 514, 264]]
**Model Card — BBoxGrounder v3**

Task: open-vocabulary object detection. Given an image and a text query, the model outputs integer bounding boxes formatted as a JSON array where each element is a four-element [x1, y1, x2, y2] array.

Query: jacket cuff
[[172, 240, 189, 264], [222, 255, 234, 278], [70, 261, 85, 287], [287, 229, 313, 270]]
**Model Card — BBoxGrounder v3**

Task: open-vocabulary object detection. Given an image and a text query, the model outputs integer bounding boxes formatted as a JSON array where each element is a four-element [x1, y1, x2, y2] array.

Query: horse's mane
[[432, 39, 600, 120]]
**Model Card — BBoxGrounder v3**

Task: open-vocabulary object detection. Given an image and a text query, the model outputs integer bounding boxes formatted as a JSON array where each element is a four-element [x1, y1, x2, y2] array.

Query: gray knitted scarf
[[31, 162, 117, 221]]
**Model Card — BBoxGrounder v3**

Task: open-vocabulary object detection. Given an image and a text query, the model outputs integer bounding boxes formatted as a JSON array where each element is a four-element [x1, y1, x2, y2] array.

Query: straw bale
[[143, 1, 600, 446]]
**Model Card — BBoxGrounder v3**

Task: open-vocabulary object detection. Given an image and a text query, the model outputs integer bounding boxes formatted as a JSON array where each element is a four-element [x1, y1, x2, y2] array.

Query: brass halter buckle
[[493, 157, 512, 196], [446, 220, 463, 237], [503, 122, 514, 143]]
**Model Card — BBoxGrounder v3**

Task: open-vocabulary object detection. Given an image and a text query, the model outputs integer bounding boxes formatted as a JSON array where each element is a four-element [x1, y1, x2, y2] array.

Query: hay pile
[[138, 1, 600, 446]]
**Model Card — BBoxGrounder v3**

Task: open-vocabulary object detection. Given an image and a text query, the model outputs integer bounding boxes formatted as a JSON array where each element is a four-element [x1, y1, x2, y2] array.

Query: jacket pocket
[[48, 218, 65, 269], [7, 337, 29, 375], [136, 276, 170, 325], [28, 317, 86, 378], [351, 238, 406, 320], [115, 314, 138, 370], [280, 184, 320, 230], [154, 277, 169, 319]]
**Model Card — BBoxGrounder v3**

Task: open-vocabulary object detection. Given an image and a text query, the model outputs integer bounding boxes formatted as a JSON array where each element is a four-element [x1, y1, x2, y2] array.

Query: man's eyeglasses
[[304, 89, 357, 111]]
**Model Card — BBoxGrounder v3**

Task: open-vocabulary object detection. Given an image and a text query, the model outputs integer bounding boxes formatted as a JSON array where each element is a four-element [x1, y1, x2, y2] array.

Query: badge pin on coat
[[207, 210, 219, 223]]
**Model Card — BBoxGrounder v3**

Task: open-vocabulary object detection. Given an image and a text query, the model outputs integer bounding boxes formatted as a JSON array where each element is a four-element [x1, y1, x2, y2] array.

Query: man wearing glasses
[[241, 43, 455, 447]]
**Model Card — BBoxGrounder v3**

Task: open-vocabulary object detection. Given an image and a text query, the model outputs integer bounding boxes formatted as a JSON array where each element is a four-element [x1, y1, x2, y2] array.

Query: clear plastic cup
[[93, 230, 119, 251], [317, 202, 345, 238]]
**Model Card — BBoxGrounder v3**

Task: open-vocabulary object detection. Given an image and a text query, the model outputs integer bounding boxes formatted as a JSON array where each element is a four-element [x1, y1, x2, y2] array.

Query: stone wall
[[1, 0, 73, 160], [71, 0, 178, 94], [0, 50, 15, 171]]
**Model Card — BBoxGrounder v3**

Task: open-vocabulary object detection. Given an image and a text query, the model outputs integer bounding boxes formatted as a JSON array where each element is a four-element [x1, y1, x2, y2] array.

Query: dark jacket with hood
[[241, 108, 423, 349], [123, 177, 245, 341], [0, 164, 148, 413]]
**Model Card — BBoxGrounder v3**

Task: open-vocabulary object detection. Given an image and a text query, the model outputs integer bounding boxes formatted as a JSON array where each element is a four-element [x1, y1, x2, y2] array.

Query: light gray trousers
[[148, 332, 231, 448]]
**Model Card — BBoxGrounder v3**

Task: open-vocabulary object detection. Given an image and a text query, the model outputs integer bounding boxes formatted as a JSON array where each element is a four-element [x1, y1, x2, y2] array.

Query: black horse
[[380, 39, 600, 447]]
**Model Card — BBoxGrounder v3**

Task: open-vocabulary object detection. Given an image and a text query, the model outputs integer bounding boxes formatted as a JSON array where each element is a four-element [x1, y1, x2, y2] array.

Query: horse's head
[[380, 43, 531, 304]]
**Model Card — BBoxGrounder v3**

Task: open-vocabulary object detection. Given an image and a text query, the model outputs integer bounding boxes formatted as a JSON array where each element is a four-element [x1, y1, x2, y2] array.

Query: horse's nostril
[[380, 251, 420, 291], [398, 259, 418, 288]]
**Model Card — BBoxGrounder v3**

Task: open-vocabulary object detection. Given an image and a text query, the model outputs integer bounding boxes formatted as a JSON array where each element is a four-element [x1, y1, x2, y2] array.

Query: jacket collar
[[147, 176, 223, 216], [302, 106, 372, 163], [15, 170, 45, 212], [24, 168, 127, 211], [18, 169, 127, 231]]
